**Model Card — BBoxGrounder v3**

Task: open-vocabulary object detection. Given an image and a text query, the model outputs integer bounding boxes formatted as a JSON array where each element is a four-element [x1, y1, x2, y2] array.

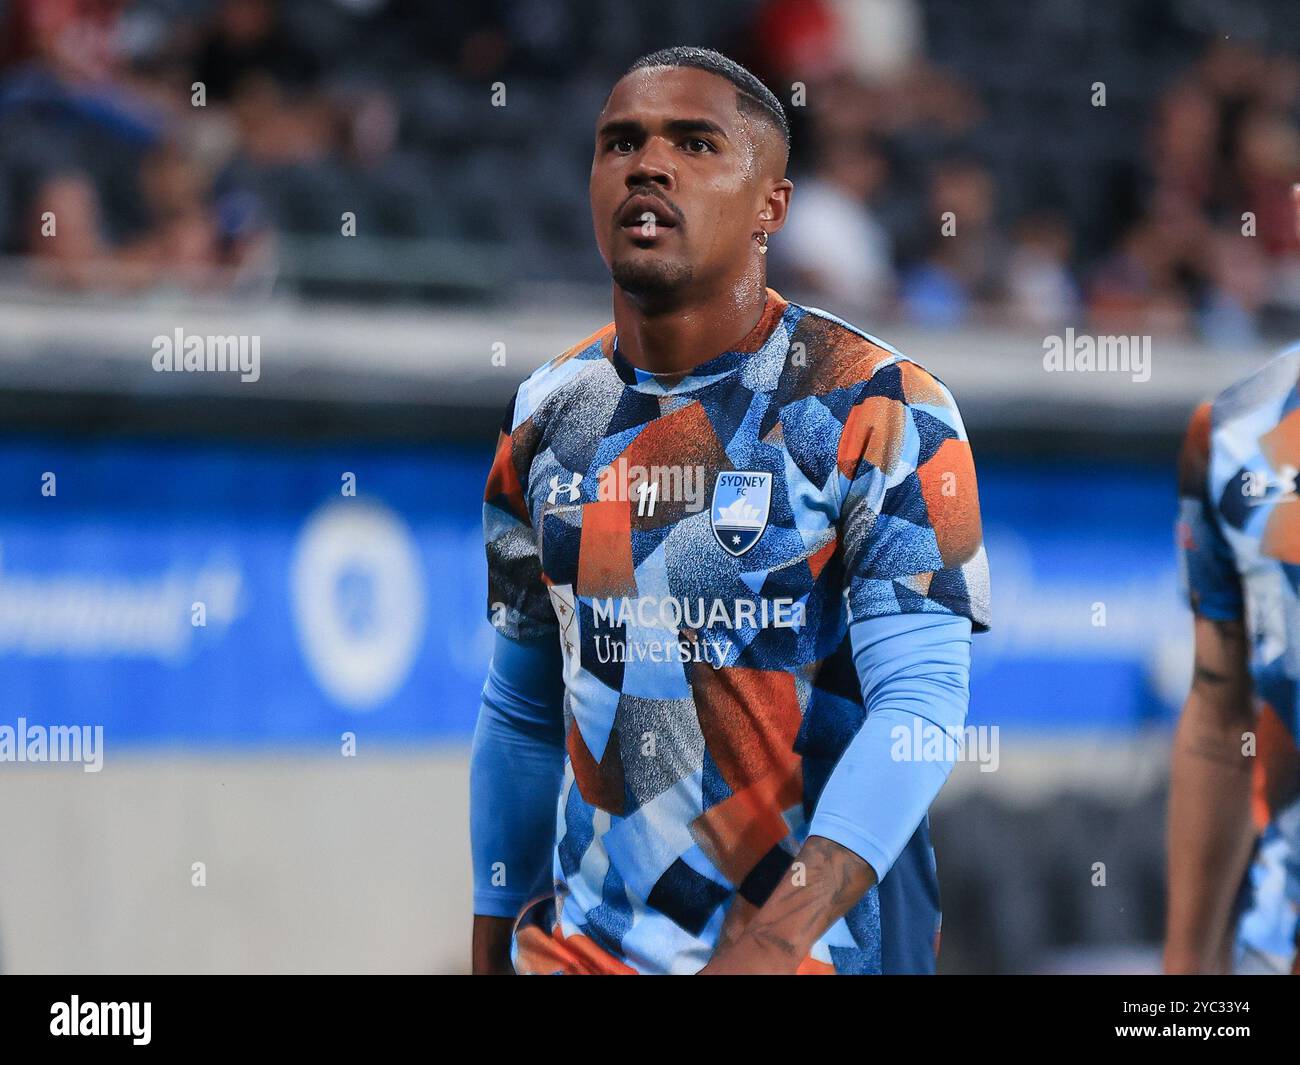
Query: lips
[[618, 194, 679, 232]]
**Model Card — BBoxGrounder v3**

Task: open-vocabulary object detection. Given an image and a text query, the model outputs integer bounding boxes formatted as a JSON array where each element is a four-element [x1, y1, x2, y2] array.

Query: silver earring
[[757, 231, 768, 255]]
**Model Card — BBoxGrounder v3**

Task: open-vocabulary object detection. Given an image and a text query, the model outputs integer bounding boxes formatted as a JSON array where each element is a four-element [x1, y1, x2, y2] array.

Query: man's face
[[591, 66, 777, 303]]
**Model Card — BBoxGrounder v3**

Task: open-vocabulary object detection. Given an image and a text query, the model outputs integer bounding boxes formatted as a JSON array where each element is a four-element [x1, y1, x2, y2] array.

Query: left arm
[[703, 362, 986, 974], [701, 612, 972, 973]]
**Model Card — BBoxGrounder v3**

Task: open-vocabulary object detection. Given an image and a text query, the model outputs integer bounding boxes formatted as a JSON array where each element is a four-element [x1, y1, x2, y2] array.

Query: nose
[[626, 137, 675, 191]]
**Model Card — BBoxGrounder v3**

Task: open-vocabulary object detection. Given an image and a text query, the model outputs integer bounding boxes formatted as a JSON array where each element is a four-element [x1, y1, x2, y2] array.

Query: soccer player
[[1165, 187, 1300, 976], [471, 47, 990, 975]]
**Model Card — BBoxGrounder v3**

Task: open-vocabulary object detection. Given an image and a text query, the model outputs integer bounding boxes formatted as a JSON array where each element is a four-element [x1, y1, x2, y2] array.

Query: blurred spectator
[[753, 0, 923, 85], [752, 0, 843, 85], [1005, 214, 1080, 330], [1200, 227, 1271, 345], [193, 0, 320, 104], [901, 157, 1005, 327], [1, 0, 124, 84], [1235, 108, 1300, 257], [0, 0, 164, 147], [27, 139, 273, 292], [775, 138, 893, 316], [1087, 218, 1196, 337]]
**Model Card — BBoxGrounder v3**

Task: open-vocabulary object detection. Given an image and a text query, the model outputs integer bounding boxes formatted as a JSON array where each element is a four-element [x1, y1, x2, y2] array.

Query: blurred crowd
[[761, 0, 1300, 342], [0, 0, 1298, 341]]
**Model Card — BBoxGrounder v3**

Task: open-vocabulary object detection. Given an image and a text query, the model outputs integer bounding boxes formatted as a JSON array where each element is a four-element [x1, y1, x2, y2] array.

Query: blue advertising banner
[[0, 436, 1189, 747], [970, 463, 1188, 732], [0, 436, 495, 748]]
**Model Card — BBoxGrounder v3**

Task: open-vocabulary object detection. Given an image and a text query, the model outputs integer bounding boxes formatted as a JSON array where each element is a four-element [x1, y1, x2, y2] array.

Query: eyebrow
[[597, 117, 730, 142]]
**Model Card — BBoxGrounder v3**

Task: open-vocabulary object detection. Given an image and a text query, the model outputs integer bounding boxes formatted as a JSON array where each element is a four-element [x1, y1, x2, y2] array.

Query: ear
[[760, 178, 794, 236]]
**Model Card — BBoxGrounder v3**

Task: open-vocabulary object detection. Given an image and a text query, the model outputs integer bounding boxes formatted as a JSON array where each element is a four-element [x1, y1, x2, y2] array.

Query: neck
[[611, 272, 769, 375]]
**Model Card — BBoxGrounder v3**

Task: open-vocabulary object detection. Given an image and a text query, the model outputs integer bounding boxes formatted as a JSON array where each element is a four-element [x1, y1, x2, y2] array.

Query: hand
[[471, 914, 516, 975], [697, 945, 797, 975], [697, 836, 877, 975]]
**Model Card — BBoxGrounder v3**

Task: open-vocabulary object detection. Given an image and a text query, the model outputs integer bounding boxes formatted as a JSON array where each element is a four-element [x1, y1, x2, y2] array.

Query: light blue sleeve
[[807, 612, 972, 881], [470, 630, 566, 918]]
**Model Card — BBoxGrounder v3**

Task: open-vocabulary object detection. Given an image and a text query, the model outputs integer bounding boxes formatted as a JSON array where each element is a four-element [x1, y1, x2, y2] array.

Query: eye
[[684, 138, 715, 153], [608, 137, 636, 153]]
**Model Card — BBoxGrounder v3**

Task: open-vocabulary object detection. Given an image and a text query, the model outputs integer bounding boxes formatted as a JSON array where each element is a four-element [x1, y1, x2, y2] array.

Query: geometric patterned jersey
[[1177, 343, 1300, 973], [482, 287, 991, 974]]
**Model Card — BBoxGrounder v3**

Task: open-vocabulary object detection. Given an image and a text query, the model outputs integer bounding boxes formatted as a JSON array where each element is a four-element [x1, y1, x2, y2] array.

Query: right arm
[[1164, 614, 1255, 974], [470, 631, 565, 974], [473, 390, 566, 973]]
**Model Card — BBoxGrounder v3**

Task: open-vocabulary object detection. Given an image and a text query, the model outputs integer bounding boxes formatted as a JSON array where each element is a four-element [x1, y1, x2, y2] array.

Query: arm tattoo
[[734, 837, 876, 961]]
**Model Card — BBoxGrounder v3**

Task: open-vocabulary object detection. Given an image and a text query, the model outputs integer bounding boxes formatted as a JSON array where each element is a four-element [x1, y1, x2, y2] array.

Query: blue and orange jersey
[[483, 288, 990, 974], [1177, 343, 1300, 972]]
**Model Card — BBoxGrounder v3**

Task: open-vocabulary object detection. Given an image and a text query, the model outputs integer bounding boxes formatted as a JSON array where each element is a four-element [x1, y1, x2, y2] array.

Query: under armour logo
[[547, 472, 584, 505]]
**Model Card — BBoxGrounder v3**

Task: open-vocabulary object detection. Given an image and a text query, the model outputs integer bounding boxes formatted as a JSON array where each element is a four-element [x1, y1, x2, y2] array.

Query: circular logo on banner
[[290, 501, 425, 711]]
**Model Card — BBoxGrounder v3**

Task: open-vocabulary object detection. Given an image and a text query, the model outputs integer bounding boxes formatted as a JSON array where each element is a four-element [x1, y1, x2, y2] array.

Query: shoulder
[[504, 321, 616, 434], [1208, 341, 1300, 432], [783, 300, 963, 418], [1178, 342, 1300, 497], [487, 323, 614, 508]]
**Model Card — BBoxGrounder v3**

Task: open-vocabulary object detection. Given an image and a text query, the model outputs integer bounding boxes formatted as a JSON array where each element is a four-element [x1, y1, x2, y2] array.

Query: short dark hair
[[624, 46, 790, 155]]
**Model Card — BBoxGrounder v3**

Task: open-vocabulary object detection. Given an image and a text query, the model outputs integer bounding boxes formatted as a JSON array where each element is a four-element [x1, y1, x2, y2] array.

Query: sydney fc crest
[[711, 471, 772, 556]]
